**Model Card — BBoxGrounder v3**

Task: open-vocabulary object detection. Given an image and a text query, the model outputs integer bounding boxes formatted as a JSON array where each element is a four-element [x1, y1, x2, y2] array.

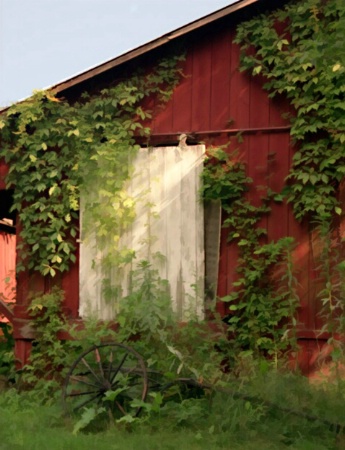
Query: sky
[[0, 0, 236, 107]]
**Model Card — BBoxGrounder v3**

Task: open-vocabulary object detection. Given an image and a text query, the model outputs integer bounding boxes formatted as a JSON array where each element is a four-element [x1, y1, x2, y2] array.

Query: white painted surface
[[79, 145, 205, 320]]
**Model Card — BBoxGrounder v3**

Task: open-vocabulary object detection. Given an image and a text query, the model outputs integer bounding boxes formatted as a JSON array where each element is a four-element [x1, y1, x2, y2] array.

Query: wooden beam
[[0, 299, 14, 322]]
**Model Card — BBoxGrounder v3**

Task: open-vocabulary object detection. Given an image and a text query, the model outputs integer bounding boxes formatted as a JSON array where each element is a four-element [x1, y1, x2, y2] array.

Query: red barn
[[0, 0, 331, 373]]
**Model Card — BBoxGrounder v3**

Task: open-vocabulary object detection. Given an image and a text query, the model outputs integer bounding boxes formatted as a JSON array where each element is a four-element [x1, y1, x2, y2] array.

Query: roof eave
[[51, 0, 258, 94], [0, 0, 259, 113]]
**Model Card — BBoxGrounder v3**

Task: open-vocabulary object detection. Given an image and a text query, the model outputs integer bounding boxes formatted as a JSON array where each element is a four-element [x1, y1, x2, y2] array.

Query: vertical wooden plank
[[61, 255, 79, 318], [146, 147, 168, 279], [248, 70, 270, 207], [210, 29, 231, 130], [113, 149, 150, 314], [296, 340, 311, 375], [249, 75, 270, 128], [309, 228, 325, 333], [14, 339, 32, 368], [288, 136, 311, 334], [292, 224, 312, 333], [225, 239, 240, 308], [247, 133, 268, 235], [267, 78, 290, 237], [172, 54, 193, 133], [164, 146, 183, 316], [269, 95, 291, 127], [180, 147, 195, 315], [217, 225, 230, 316], [179, 146, 205, 319], [0, 160, 9, 189], [79, 206, 105, 319], [128, 149, 150, 264], [267, 132, 290, 241], [204, 200, 221, 311], [194, 147, 205, 318], [15, 219, 30, 306], [191, 38, 212, 131], [223, 137, 249, 309], [116, 158, 135, 305], [229, 31, 250, 129], [151, 94, 174, 134]]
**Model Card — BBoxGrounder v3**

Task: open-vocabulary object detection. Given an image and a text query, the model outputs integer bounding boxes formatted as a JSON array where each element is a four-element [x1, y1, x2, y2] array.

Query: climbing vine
[[234, 0, 345, 342], [0, 55, 184, 276], [235, 0, 345, 222], [201, 148, 298, 358]]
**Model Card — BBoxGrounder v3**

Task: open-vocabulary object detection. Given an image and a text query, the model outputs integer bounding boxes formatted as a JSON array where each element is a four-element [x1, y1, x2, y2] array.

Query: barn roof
[[51, 0, 261, 95]]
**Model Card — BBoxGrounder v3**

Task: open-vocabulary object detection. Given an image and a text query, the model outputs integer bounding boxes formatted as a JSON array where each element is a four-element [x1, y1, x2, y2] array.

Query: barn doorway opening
[[79, 145, 207, 321]]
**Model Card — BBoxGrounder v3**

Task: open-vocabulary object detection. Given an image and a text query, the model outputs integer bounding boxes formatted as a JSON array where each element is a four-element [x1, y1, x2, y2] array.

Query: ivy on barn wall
[[201, 148, 298, 358], [0, 56, 184, 276], [233, 0, 345, 342], [235, 0, 345, 222]]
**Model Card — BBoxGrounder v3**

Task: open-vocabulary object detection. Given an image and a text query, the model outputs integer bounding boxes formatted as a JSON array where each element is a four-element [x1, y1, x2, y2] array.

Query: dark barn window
[[0, 189, 16, 234]]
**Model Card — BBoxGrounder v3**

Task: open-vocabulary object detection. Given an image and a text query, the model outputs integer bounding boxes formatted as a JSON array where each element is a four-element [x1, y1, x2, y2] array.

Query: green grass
[[1, 371, 345, 450]]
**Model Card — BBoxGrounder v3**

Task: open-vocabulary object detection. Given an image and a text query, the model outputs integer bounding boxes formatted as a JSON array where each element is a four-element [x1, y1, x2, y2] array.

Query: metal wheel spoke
[[73, 392, 103, 411], [116, 379, 144, 390], [66, 389, 100, 398], [115, 400, 126, 416], [106, 350, 114, 382], [69, 375, 100, 389], [95, 348, 105, 380], [110, 352, 128, 384], [81, 357, 102, 383]]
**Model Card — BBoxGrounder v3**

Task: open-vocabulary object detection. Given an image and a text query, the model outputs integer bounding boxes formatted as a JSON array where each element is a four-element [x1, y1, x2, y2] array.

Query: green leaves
[[201, 147, 252, 203], [202, 149, 298, 357], [232, 1, 345, 354], [0, 54, 183, 278], [72, 406, 106, 435], [235, 0, 345, 223]]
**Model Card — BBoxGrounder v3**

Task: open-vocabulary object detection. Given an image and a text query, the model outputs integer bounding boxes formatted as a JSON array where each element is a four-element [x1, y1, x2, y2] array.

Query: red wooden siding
[[0, 159, 8, 190], [4, 15, 328, 372], [149, 26, 323, 373], [0, 162, 16, 321], [0, 232, 16, 317]]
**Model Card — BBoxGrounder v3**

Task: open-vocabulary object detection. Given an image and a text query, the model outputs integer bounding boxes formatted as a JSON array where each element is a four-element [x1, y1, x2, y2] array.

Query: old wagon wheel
[[62, 342, 148, 419]]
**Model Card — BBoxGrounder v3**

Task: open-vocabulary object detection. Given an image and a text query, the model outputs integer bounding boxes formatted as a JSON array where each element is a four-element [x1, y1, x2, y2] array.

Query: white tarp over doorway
[[79, 145, 205, 320]]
